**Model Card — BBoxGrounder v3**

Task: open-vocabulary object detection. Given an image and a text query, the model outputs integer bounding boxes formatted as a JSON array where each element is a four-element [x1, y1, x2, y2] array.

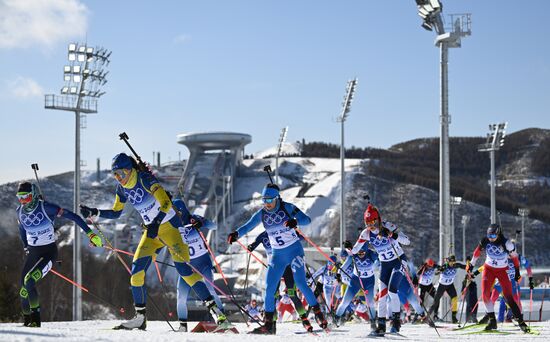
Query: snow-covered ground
[[0, 320, 548, 341]]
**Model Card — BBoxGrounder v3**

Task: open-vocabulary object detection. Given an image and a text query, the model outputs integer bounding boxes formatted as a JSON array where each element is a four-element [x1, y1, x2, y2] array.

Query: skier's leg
[[335, 278, 359, 317]]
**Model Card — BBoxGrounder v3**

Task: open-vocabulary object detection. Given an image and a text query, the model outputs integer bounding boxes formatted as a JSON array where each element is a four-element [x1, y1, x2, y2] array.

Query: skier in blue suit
[[227, 183, 328, 334]]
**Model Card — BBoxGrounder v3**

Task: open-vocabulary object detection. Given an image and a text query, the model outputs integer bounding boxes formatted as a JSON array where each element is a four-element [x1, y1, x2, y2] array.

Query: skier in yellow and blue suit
[[80, 153, 225, 330]]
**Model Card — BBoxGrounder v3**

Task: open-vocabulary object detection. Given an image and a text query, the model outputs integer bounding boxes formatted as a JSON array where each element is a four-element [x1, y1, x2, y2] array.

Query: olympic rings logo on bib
[[21, 212, 45, 226], [370, 236, 389, 247], [263, 210, 286, 226], [486, 244, 505, 256], [125, 188, 145, 204]]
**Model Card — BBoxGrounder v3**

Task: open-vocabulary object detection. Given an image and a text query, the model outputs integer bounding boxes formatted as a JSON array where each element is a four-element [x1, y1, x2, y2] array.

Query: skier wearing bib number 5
[[227, 183, 328, 335], [171, 196, 224, 332], [16, 182, 103, 327], [80, 153, 226, 330], [351, 204, 410, 336]]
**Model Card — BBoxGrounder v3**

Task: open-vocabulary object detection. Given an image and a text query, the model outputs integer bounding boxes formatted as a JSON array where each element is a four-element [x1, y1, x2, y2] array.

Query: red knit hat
[[363, 204, 380, 225]]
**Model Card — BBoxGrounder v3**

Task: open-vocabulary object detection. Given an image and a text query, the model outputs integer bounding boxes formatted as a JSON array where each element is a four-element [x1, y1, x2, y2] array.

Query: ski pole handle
[[263, 165, 274, 183]]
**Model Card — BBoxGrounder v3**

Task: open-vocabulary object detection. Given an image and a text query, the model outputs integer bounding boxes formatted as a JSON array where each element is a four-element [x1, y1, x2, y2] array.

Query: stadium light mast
[[45, 43, 110, 321], [337, 78, 357, 248], [518, 208, 529, 257], [450, 196, 462, 256], [414, 0, 471, 266], [477, 122, 507, 224], [461, 214, 470, 261], [275, 126, 288, 186], [415, 0, 471, 322]]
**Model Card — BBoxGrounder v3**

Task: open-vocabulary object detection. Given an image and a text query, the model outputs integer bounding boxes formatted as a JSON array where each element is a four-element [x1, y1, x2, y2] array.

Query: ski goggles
[[487, 233, 498, 239], [112, 169, 130, 180], [262, 197, 276, 204], [16, 192, 33, 203]]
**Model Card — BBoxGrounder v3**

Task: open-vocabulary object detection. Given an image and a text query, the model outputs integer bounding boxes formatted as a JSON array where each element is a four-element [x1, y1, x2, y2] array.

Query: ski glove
[[190, 218, 203, 230], [80, 205, 99, 218], [227, 232, 239, 244], [87, 231, 103, 247], [529, 277, 534, 290], [514, 267, 521, 282], [335, 273, 342, 283], [146, 216, 163, 239], [247, 244, 255, 252], [343, 240, 353, 250], [284, 218, 298, 229]]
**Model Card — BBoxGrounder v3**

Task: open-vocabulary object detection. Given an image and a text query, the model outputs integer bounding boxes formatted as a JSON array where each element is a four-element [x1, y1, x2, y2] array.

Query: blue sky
[[1, 0, 549, 184]]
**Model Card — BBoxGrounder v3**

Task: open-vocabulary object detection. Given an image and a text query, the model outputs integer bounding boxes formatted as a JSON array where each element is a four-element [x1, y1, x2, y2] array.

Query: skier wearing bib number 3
[[16, 182, 103, 327], [227, 183, 328, 335], [80, 153, 226, 330], [351, 204, 410, 336]]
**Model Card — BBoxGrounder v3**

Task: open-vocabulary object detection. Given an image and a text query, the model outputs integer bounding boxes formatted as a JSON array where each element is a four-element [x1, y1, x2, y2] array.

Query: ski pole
[[195, 228, 250, 326], [389, 242, 440, 337], [30, 163, 45, 200], [157, 236, 264, 327], [529, 287, 533, 327], [244, 253, 251, 295], [296, 229, 354, 280], [103, 245, 177, 269], [235, 239, 267, 268], [50, 268, 126, 315], [92, 221, 176, 331], [457, 278, 471, 327]]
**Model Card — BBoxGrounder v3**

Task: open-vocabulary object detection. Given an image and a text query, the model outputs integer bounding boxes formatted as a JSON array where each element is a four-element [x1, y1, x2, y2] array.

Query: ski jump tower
[[177, 132, 251, 250]]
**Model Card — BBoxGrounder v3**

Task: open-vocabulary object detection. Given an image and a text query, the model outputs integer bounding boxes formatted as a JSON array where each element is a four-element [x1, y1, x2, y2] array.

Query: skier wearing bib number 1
[[171, 196, 224, 332], [227, 183, 328, 335], [351, 204, 410, 336], [16, 181, 103, 327], [80, 153, 226, 330]]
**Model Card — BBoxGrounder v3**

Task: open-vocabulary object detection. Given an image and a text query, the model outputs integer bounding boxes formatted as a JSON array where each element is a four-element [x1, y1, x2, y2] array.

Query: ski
[[452, 322, 484, 331]]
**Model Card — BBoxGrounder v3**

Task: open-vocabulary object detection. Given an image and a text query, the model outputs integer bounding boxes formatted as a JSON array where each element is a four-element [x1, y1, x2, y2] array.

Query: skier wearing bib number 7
[[351, 204, 410, 336], [16, 181, 103, 327], [227, 183, 328, 334], [80, 153, 226, 330]]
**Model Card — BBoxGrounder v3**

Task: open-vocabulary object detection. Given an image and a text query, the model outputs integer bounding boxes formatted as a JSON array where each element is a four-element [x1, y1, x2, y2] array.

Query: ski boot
[[28, 309, 40, 328], [206, 299, 227, 325], [516, 315, 530, 333], [370, 318, 377, 331], [178, 320, 188, 332], [114, 306, 146, 330], [451, 311, 458, 324], [22, 313, 32, 327], [300, 314, 313, 332], [478, 313, 490, 324], [312, 305, 328, 330], [484, 312, 497, 331], [250, 312, 276, 335], [333, 315, 344, 327], [389, 312, 401, 333], [370, 317, 386, 336]]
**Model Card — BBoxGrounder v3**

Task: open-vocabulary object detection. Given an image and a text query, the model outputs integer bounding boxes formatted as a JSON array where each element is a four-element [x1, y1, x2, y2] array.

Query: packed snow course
[[0, 320, 548, 341]]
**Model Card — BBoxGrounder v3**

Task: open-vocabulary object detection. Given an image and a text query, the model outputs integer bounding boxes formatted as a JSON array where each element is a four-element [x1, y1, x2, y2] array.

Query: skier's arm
[[455, 262, 467, 270], [392, 230, 410, 245], [340, 257, 352, 274], [248, 231, 266, 252], [44, 202, 92, 234], [190, 214, 215, 230], [236, 209, 263, 237], [311, 266, 325, 281], [97, 186, 126, 219], [351, 229, 370, 254], [18, 220, 28, 248], [285, 203, 311, 226], [469, 242, 485, 267]]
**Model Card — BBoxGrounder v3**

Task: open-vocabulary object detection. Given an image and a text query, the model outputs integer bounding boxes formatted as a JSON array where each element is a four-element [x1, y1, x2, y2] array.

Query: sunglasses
[[16, 192, 32, 202], [262, 197, 276, 204], [487, 234, 497, 239], [113, 169, 129, 180]]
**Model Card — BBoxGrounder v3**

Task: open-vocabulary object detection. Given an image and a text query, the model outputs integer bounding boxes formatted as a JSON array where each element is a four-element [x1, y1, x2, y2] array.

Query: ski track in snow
[[0, 320, 548, 341]]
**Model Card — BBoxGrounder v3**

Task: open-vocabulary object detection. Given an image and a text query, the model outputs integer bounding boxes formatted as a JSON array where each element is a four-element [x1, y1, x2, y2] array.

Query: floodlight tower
[[518, 208, 529, 257], [45, 43, 110, 321], [414, 0, 471, 268], [337, 78, 357, 248], [450, 196, 462, 256], [477, 122, 507, 224], [275, 126, 288, 186], [461, 214, 470, 261]]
